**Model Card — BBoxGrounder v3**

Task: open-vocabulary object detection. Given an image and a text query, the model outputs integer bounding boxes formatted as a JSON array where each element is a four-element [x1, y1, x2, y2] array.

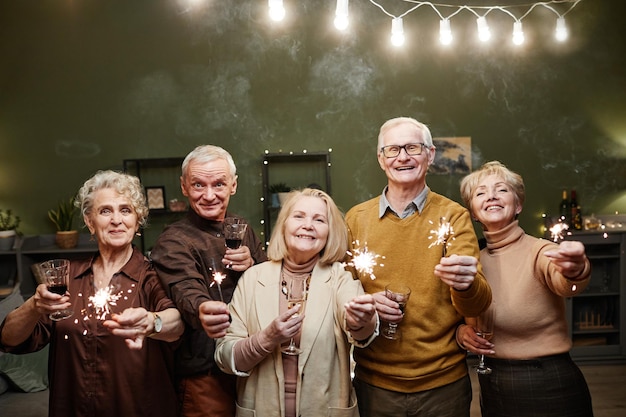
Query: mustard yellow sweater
[[346, 191, 492, 393]]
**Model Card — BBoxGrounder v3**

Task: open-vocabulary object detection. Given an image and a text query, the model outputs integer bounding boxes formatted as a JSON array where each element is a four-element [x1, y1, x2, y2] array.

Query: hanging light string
[[366, 0, 584, 46], [267, 0, 585, 47]]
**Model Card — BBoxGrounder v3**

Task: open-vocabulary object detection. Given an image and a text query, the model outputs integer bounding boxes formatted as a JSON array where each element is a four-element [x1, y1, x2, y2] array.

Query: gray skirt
[[479, 352, 593, 417]]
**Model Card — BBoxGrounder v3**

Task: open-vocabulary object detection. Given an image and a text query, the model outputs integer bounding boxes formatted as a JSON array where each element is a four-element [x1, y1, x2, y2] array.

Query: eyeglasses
[[380, 143, 428, 158]]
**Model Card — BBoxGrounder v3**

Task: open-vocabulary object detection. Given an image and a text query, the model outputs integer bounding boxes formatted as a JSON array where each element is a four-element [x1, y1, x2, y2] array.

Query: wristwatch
[[149, 312, 162, 337]]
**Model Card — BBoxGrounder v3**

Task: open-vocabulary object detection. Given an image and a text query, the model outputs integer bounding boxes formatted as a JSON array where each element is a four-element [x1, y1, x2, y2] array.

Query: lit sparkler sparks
[[428, 217, 455, 257], [343, 240, 385, 280], [210, 271, 227, 302], [549, 221, 569, 242], [88, 286, 123, 320]]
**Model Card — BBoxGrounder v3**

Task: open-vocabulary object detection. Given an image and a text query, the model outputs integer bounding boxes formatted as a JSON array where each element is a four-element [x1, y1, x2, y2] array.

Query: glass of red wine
[[40, 258, 73, 321], [224, 217, 248, 249]]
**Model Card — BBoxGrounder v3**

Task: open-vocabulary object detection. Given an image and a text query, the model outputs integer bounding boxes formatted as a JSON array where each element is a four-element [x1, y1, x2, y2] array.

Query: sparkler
[[210, 271, 227, 302], [549, 221, 569, 242], [343, 240, 385, 280], [88, 285, 123, 320], [428, 217, 455, 257]]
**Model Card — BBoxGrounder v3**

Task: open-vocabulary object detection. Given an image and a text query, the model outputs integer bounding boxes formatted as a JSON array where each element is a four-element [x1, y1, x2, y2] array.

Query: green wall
[[1, 0, 625, 247]]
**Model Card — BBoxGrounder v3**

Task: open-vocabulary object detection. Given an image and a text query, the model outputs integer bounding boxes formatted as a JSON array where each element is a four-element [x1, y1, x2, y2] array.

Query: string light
[[360, 0, 585, 47], [391, 17, 405, 46], [476, 16, 491, 42], [555, 16, 568, 41], [334, 0, 349, 31], [439, 18, 452, 45], [268, 0, 285, 22], [513, 20, 525, 45]]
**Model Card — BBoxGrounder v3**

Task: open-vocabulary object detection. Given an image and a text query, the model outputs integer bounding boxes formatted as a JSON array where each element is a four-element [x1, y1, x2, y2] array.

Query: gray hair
[[377, 117, 434, 151], [76, 170, 149, 228], [181, 145, 237, 180]]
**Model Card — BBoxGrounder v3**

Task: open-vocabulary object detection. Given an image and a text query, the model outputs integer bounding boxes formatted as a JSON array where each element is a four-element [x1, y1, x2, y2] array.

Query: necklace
[[281, 270, 312, 299]]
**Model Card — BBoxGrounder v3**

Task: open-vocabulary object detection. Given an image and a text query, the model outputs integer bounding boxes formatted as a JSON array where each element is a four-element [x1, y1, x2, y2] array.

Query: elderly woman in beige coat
[[210, 188, 378, 417]]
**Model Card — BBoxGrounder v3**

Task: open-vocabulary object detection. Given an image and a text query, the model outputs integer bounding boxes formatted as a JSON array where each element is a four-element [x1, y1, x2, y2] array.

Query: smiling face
[[84, 188, 139, 250], [181, 158, 237, 221], [471, 174, 522, 232], [377, 122, 435, 190], [284, 195, 329, 264]]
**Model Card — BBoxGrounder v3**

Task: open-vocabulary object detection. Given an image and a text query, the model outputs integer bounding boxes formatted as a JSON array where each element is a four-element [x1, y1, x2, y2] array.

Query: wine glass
[[281, 276, 308, 356], [474, 305, 495, 375], [223, 217, 248, 249], [40, 258, 74, 321], [381, 283, 411, 340]]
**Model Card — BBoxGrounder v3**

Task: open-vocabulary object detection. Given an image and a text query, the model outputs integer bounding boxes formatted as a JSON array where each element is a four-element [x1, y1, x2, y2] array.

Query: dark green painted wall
[[1, 0, 625, 247]]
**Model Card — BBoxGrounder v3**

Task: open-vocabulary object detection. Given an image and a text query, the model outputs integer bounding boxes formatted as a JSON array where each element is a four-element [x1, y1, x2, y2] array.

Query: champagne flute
[[281, 276, 308, 356], [474, 304, 495, 375], [381, 283, 411, 340]]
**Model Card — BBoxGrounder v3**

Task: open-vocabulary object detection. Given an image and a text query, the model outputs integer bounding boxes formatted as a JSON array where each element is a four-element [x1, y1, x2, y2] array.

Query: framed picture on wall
[[430, 136, 472, 175], [146, 186, 166, 210]]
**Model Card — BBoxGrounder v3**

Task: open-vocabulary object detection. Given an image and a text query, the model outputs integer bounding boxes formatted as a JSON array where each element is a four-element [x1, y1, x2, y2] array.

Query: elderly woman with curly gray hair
[[0, 170, 184, 417]]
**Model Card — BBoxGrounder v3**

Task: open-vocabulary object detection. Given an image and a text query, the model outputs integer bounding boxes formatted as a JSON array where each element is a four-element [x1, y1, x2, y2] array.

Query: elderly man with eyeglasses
[[345, 116, 492, 417]]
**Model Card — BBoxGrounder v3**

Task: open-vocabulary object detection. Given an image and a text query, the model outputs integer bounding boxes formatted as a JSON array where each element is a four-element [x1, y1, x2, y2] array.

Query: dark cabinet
[[261, 151, 332, 245], [0, 234, 97, 299], [565, 231, 626, 363]]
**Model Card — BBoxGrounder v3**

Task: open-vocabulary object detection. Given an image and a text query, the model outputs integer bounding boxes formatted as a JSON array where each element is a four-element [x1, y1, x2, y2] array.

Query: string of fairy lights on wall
[[267, 0, 585, 47]]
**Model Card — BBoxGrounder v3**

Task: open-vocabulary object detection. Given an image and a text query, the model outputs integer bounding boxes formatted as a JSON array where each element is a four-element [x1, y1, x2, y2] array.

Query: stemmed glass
[[381, 284, 411, 340], [223, 217, 248, 249], [41, 258, 74, 321], [475, 305, 495, 375], [281, 276, 308, 356]]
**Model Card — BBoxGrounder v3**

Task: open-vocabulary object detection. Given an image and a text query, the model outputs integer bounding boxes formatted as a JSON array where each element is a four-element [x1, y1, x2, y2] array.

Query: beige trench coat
[[215, 261, 376, 417]]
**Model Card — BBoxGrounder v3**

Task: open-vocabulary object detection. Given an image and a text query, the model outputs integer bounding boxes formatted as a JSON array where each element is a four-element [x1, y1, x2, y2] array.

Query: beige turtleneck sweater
[[480, 220, 591, 359]]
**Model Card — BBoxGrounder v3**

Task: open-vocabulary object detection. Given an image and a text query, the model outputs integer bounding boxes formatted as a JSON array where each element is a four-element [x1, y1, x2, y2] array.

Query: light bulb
[[334, 0, 349, 31], [477, 16, 491, 42], [555, 16, 568, 42], [391, 17, 405, 47], [268, 0, 285, 22], [512, 21, 524, 45], [439, 19, 452, 45]]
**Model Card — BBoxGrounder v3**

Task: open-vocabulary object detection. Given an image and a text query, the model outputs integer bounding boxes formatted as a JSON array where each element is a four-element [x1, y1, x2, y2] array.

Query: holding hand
[[199, 300, 232, 339], [260, 303, 305, 349], [372, 291, 403, 323], [345, 294, 377, 340], [33, 283, 72, 317], [544, 240, 587, 279], [222, 245, 254, 272], [434, 254, 478, 291], [103, 307, 152, 350], [456, 322, 495, 356]]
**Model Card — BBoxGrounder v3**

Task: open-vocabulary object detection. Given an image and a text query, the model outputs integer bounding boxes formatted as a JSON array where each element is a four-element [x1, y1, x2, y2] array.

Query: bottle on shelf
[[559, 189, 570, 225], [570, 189, 583, 230]]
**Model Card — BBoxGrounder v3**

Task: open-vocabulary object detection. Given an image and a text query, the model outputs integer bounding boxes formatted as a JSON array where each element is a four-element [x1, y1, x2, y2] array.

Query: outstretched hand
[[434, 254, 478, 291], [544, 240, 587, 278], [199, 300, 231, 339]]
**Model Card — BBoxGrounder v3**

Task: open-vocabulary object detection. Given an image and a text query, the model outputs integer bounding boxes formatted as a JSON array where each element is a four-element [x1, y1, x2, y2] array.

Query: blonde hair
[[76, 170, 149, 228], [266, 188, 348, 265], [460, 161, 525, 212]]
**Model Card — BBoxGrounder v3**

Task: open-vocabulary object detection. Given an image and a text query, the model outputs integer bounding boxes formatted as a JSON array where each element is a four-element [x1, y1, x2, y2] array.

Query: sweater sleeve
[[448, 207, 492, 317], [533, 239, 591, 297]]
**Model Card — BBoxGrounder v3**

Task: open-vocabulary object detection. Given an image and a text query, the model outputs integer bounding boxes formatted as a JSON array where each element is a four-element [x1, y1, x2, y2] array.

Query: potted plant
[[48, 197, 79, 249], [268, 182, 292, 207], [0, 209, 20, 251]]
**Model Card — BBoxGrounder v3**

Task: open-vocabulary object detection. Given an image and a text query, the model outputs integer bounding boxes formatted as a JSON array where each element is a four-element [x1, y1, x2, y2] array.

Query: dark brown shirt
[[0, 247, 178, 417], [150, 210, 267, 376]]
